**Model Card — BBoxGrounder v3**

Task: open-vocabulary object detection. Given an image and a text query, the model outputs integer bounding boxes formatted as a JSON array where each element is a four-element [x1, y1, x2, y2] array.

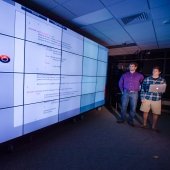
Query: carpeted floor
[[0, 107, 170, 170]]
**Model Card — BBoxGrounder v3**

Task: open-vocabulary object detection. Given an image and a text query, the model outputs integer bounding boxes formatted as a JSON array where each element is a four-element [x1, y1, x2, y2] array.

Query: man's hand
[[141, 99, 146, 103]]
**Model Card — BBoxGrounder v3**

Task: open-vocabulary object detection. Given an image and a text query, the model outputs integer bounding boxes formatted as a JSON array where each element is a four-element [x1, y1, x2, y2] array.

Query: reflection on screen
[[95, 91, 105, 107], [81, 93, 95, 113], [60, 75, 82, 98], [62, 28, 83, 55], [59, 96, 81, 121], [25, 42, 61, 74], [97, 61, 107, 76], [24, 74, 60, 104], [84, 38, 98, 59], [82, 76, 96, 94], [24, 100, 59, 134], [0, 0, 108, 144], [96, 77, 106, 92], [26, 13, 62, 49], [61, 51, 82, 75], [83, 57, 97, 76], [98, 45, 108, 62]]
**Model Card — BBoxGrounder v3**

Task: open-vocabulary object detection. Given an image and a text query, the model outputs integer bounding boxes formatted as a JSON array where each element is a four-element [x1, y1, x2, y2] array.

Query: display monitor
[[0, 0, 108, 144]]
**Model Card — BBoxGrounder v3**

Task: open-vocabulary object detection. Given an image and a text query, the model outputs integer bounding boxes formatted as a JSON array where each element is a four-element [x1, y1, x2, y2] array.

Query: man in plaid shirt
[[140, 66, 166, 131]]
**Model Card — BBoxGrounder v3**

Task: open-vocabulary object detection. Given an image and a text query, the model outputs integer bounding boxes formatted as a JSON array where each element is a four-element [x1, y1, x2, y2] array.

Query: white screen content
[[0, 0, 108, 144], [60, 75, 82, 98], [0, 1, 15, 37], [24, 74, 60, 104], [95, 91, 105, 102], [97, 61, 107, 76], [98, 46, 108, 62], [84, 37, 98, 59], [96, 77, 106, 92], [24, 100, 59, 134], [24, 100, 59, 125], [62, 28, 83, 55], [83, 57, 97, 76], [26, 13, 62, 49], [25, 41, 61, 74], [82, 76, 96, 94], [0, 35, 14, 72], [59, 96, 81, 121], [61, 51, 82, 75], [80, 93, 95, 113]]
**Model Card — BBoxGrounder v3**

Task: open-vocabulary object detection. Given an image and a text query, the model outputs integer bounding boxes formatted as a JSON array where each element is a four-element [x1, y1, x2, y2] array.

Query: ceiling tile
[[62, 0, 104, 16], [92, 19, 133, 44], [153, 17, 170, 27], [158, 40, 170, 48], [153, 17, 170, 47], [26, 0, 170, 51], [82, 26, 115, 45], [155, 25, 170, 41], [149, 0, 170, 9], [72, 8, 112, 26], [137, 41, 157, 46], [53, 0, 71, 4], [151, 4, 170, 19], [50, 4, 76, 20], [100, 0, 126, 7], [107, 0, 149, 18], [125, 21, 156, 43], [138, 41, 158, 50]]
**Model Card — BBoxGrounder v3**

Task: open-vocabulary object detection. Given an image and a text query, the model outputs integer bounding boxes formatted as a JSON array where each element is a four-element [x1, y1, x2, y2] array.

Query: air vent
[[121, 12, 149, 25]]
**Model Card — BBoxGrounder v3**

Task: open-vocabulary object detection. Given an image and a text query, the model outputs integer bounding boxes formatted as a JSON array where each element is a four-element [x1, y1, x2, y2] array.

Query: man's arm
[[161, 78, 167, 94], [119, 75, 124, 94], [163, 78, 166, 84], [140, 78, 147, 101], [140, 74, 144, 83]]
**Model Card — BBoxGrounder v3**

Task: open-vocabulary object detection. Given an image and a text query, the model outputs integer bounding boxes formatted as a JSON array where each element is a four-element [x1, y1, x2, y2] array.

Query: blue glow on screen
[[83, 57, 97, 76], [96, 77, 106, 92], [82, 76, 96, 94], [59, 96, 81, 121], [80, 93, 95, 113], [98, 45, 108, 62], [97, 61, 107, 76], [0, 0, 108, 143], [84, 38, 98, 59]]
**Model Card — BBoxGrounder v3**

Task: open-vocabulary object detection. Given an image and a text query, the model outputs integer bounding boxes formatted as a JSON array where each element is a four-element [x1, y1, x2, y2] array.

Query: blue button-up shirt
[[140, 76, 166, 101]]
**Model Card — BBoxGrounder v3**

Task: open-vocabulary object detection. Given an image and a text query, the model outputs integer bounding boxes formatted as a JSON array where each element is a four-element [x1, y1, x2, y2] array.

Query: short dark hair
[[129, 62, 138, 67], [153, 66, 161, 72]]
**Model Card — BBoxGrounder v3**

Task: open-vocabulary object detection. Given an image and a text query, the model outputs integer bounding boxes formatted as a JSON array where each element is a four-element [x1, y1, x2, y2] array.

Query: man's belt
[[124, 89, 138, 93]]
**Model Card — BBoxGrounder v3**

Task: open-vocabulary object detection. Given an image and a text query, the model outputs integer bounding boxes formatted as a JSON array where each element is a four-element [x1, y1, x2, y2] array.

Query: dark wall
[[106, 48, 170, 107]]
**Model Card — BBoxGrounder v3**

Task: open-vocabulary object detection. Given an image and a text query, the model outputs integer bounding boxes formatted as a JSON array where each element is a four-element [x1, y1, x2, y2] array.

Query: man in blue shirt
[[140, 66, 166, 131]]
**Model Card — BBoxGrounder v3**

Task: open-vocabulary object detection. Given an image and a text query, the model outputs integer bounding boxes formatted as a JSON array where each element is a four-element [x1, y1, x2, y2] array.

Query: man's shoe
[[141, 125, 148, 129], [152, 128, 160, 133], [117, 119, 125, 123], [127, 120, 134, 127]]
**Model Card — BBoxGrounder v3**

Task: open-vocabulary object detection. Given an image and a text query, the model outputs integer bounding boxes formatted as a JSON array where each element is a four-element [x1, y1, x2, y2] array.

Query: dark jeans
[[120, 91, 138, 122]]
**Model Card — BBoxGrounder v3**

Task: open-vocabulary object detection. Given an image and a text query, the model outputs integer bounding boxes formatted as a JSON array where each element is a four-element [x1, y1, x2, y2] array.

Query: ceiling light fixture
[[162, 19, 170, 24]]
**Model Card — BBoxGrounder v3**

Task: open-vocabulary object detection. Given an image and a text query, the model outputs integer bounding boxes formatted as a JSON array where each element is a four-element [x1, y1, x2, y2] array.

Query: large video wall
[[0, 0, 108, 143]]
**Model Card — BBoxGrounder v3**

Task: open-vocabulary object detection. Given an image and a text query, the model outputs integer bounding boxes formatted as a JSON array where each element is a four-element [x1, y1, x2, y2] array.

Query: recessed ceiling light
[[162, 19, 170, 24]]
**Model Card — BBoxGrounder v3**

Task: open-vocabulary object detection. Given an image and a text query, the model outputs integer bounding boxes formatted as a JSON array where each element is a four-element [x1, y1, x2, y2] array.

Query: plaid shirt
[[140, 76, 166, 101]]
